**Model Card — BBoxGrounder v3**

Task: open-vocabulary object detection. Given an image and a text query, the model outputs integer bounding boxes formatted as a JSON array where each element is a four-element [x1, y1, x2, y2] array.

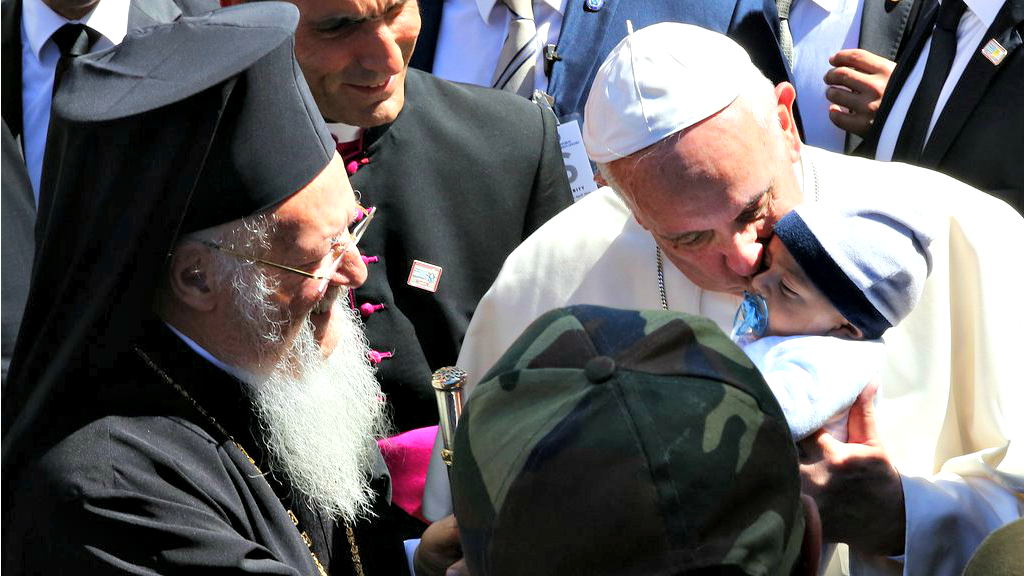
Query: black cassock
[[6, 322, 409, 575], [349, 69, 573, 431]]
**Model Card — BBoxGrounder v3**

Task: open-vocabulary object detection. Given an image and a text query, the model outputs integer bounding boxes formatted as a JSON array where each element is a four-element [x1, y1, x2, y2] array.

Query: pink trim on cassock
[[378, 425, 438, 523]]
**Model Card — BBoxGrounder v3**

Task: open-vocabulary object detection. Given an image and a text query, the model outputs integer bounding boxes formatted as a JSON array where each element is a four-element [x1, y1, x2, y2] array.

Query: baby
[[731, 199, 936, 441]]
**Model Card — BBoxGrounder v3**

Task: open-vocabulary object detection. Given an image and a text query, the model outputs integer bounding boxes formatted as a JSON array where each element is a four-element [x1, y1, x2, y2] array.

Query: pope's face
[[288, 0, 420, 127], [262, 155, 368, 357], [613, 95, 802, 295]]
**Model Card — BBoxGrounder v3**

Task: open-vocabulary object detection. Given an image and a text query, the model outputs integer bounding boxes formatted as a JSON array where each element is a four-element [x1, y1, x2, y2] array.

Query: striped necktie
[[776, 0, 794, 67], [492, 0, 537, 98]]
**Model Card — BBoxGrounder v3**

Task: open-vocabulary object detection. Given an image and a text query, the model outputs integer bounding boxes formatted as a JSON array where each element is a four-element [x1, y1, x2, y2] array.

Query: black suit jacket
[[0, 0, 216, 374], [348, 69, 572, 431], [859, 0, 1024, 212], [844, 0, 925, 150], [411, 0, 792, 121]]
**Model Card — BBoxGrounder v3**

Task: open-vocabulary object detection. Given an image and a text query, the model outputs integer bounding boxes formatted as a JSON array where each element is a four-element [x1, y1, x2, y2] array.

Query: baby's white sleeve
[[739, 335, 886, 440]]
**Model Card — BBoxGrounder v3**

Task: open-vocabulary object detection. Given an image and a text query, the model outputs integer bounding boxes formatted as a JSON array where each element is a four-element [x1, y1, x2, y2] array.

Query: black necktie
[[51, 23, 100, 94], [891, 0, 968, 162]]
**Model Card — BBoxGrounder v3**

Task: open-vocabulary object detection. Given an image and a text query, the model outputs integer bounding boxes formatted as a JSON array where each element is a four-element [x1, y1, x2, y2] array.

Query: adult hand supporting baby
[[798, 382, 906, 556]]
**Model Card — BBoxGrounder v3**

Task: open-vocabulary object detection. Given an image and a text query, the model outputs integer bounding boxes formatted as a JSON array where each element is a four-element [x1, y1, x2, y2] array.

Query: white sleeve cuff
[[404, 538, 420, 576], [896, 473, 1021, 576]]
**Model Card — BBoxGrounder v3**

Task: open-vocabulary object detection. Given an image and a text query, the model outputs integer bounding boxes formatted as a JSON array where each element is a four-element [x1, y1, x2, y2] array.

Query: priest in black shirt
[[244, 0, 575, 433], [2, 4, 461, 574]]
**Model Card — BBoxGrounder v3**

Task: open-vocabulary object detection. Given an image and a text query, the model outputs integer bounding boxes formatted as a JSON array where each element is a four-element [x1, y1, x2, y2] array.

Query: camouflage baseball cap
[[451, 305, 804, 576]]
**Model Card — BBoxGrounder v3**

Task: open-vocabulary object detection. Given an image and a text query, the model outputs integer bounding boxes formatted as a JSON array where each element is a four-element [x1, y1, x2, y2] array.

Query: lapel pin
[[408, 260, 443, 293], [584, 0, 604, 13], [981, 38, 1007, 65]]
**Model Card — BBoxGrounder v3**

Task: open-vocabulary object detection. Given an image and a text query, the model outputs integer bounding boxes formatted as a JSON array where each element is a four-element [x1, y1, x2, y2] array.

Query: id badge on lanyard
[[532, 90, 598, 203]]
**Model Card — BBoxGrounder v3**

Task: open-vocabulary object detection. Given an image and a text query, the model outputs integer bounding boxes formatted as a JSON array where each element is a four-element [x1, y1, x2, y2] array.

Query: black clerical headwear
[[4, 3, 336, 481], [45, 3, 334, 233]]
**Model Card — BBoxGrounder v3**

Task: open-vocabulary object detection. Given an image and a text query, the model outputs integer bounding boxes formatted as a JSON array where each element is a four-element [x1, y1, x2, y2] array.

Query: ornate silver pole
[[431, 366, 466, 468]]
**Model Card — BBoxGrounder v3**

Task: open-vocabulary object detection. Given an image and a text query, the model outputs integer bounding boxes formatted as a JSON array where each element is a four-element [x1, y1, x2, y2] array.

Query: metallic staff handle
[[432, 366, 466, 468]]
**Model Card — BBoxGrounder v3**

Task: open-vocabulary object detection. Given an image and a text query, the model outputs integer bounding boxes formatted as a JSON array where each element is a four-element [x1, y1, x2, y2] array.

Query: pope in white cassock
[[424, 22, 1023, 576]]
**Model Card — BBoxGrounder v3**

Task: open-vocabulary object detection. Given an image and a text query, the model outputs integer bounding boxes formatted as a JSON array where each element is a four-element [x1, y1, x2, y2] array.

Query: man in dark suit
[[857, 0, 1023, 213], [1, 0, 214, 382], [410, 0, 792, 122], [265, 0, 573, 434], [795, 0, 925, 151]]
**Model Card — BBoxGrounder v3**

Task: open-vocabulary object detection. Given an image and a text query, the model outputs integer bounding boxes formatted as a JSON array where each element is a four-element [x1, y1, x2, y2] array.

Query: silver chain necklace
[[656, 246, 669, 311], [656, 156, 819, 311]]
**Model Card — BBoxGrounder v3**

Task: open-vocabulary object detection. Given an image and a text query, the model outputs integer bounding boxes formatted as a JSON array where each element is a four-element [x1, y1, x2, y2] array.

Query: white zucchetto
[[583, 23, 762, 163]]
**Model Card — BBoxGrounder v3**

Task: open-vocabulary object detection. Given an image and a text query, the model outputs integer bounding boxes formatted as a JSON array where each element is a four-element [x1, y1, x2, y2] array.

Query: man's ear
[[774, 82, 802, 163], [827, 320, 865, 341], [167, 243, 218, 312], [792, 493, 822, 576]]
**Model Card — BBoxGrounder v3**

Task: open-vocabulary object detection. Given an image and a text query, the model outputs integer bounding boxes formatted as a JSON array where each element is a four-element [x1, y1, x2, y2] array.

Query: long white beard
[[242, 289, 389, 523]]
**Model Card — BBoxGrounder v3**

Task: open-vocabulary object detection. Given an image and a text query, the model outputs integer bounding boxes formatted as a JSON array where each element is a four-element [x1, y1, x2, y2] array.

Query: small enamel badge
[[407, 260, 443, 292], [981, 38, 1007, 65]]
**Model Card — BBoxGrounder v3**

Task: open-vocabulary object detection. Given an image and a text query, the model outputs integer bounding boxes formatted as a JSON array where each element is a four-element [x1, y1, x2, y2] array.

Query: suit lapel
[[127, 0, 182, 30], [920, 0, 1024, 166], [860, 0, 917, 60], [858, 0, 939, 157], [847, 0, 918, 151], [2, 0, 24, 142], [548, 0, 621, 118], [410, 0, 442, 73]]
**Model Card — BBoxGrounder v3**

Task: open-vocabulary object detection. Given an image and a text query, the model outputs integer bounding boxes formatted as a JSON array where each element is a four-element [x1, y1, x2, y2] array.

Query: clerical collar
[[163, 322, 252, 383], [326, 121, 363, 144]]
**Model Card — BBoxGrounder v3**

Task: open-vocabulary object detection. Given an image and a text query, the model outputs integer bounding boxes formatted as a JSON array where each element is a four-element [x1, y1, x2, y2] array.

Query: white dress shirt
[[789, 0, 864, 152], [20, 0, 129, 205], [431, 0, 566, 93], [875, 0, 1003, 161]]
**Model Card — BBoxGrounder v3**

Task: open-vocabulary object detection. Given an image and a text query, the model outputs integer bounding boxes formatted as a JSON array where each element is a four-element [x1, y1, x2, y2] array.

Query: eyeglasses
[[203, 205, 376, 293]]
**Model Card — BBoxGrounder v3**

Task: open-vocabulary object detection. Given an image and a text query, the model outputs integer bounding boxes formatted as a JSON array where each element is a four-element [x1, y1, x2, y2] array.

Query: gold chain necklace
[[133, 346, 364, 576]]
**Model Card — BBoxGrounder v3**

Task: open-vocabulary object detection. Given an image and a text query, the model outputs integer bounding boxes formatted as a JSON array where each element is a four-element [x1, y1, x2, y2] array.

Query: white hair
[[184, 215, 390, 522], [735, 70, 781, 134], [246, 288, 390, 522], [185, 215, 285, 353]]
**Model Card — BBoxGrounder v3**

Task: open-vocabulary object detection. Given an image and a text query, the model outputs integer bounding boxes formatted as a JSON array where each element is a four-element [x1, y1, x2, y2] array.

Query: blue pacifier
[[731, 291, 769, 341]]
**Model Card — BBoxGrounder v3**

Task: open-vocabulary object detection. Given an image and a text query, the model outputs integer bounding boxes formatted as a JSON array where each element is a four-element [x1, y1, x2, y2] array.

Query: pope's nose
[[726, 240, 764, 277]]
